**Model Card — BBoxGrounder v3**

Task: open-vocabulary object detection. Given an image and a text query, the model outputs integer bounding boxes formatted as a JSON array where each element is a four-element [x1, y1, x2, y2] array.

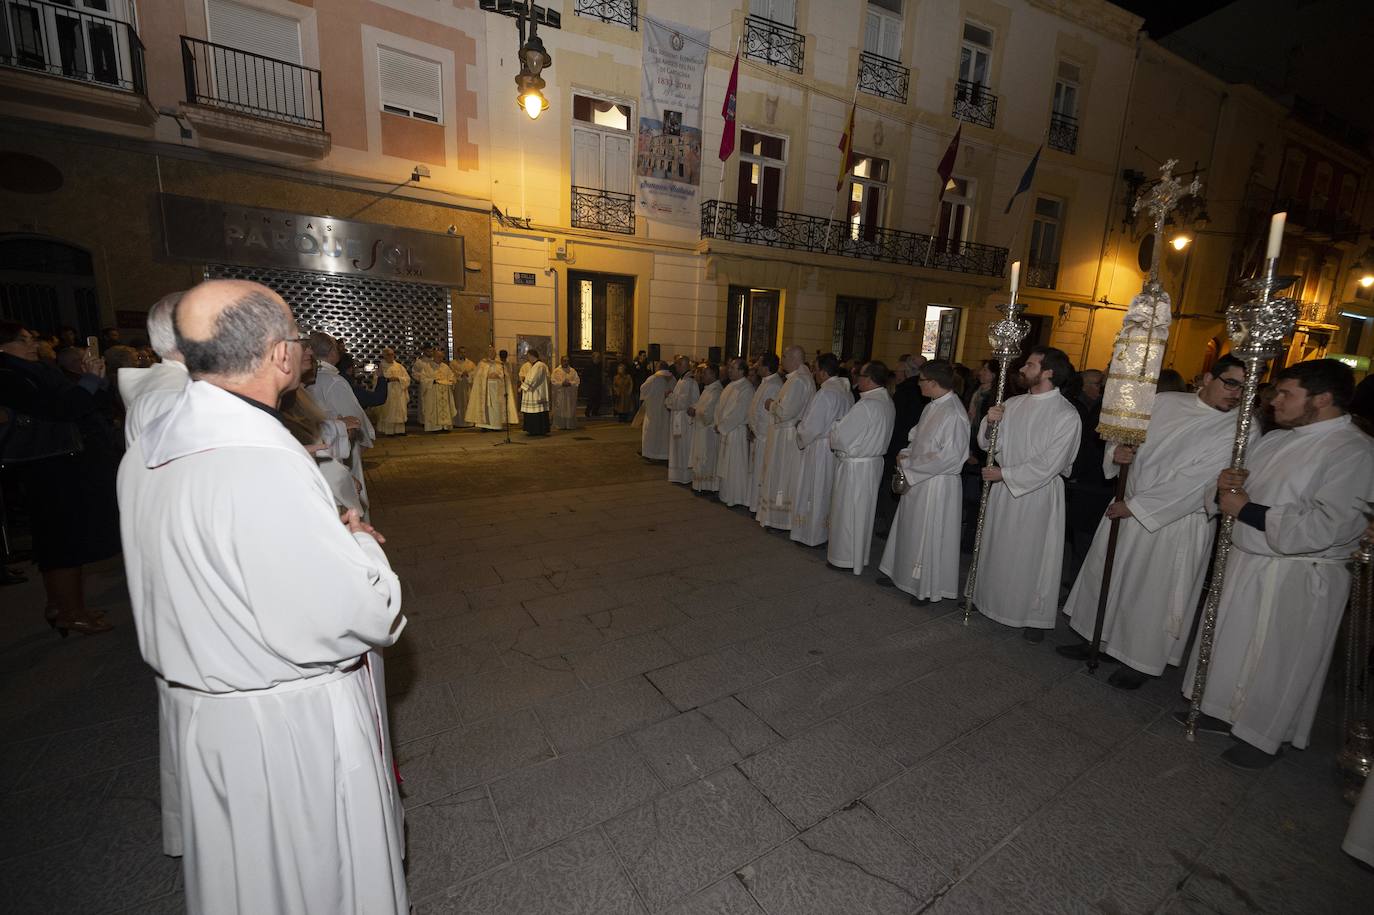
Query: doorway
[[920, 304, 961, 361], [568, 271, 634, 393], [833, 296, 878, 362], [726, 286, 780, 359]]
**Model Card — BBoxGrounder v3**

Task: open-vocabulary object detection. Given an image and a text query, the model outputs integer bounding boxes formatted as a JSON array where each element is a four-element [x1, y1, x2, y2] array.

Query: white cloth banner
[[637, 18, 708, 228]]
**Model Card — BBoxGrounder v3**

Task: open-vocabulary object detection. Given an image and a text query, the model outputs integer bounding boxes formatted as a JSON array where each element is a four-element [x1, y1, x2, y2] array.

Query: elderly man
[[119, 279, 407, 913], [377, 347, 410, 435], [790, 354, 852, 547], [757, 345, 816, 530], [639, 361, 675, 460], [688, 362, 723, 493], [307, 332, 376, 515], [1058, 355, 1248, 689], [519, 349, 551, 436], [748, 353, 783, 513], [450, 347, 476, 427], [1180, 359, 1374, 770], [827, 361, 896, 573], [714, 357, 754, 507], [413, 346, 455, 433], [118, 291, 188, 445], [551, 355, 580, 430], [665, 356, 700, 484]]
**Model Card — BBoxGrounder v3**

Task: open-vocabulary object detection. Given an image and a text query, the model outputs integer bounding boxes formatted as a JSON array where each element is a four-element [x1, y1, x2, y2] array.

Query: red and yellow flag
[[836, 102, 856, 191]]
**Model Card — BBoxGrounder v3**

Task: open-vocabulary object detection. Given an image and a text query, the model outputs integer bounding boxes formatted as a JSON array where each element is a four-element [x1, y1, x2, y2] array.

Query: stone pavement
[[1, 420, 1371, 913]]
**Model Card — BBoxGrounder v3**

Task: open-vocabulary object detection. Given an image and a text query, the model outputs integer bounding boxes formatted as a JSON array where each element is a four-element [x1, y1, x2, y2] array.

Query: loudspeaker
[[648, 343, 661, 362], [708, 346, 722, 365]]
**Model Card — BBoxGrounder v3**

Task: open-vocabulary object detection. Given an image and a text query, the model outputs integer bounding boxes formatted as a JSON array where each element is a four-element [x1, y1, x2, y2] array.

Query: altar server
[[826, 361, 895, 573]]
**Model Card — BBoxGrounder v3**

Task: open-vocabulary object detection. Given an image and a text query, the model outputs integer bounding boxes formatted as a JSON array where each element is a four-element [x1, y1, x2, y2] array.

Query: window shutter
[[880, 15, 901, 59], [207, 0, 301, 63], [864, 12, 880, 54], [604, 135, 632, 194], [378, 46, 443, 122], [572, 127, 603, 188]]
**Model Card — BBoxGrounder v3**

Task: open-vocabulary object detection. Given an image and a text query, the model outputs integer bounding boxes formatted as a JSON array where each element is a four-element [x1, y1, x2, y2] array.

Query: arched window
[[0, 237, 100, 335]]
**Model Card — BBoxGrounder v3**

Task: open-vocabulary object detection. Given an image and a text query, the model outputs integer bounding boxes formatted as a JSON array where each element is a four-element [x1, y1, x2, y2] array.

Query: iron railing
[[571, 186, 635, 235], [1297, 299, 1338, 326], [0, 0, 145, 93], [858, 51, 909, 103], [573, 0, 636, 29], [1048, 111, 1077, 154], [181, 35, 324, 130], [744, 15, 803, 73], [701, 200, 1008, 278], [1025, 262, 1058, 290], [953, 78, 996, 128]]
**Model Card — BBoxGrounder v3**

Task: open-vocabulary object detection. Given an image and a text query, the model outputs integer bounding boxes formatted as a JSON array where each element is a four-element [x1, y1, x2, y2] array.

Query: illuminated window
[[578, 279, 594, 351]]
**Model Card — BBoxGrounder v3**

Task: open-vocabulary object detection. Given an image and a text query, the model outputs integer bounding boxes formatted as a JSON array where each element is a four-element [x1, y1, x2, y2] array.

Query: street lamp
[[1170, 233, 1192, 251], [514, 2, 551, 119]]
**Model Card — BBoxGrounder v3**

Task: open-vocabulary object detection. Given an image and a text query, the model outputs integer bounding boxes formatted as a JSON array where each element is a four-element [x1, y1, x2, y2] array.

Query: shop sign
[[158, 194, 465, 288], [1328, 353, 1370, 372]]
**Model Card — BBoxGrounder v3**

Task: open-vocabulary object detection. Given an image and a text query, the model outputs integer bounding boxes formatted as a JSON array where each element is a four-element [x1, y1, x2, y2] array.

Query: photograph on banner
[[636, 17, 708, 228]]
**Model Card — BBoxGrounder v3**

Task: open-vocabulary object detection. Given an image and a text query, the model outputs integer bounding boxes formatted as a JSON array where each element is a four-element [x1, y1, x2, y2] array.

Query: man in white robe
[[119, 291, 189, 447], [119, 279, 407, 914], [415, 346, 455, 433], [877, 359, 970, 599], [449, 347, 476, 427], [688, 363, 723, 493], [757, 346, 816, 529], [973, 347, 1082, 641], [639, 363, 675, 461], [307, 333, 376, 519], [519, 350, 551, 436], [1058, 355, 1248, 687], [411, 349, 437, 429], [551, 356, 580, 430], [827, 361, 896, 573], [666, 357, 700, 484], [714, 357, 754, 507], [1181, 359, 1374, 769], [465, 347, 518, 431], [377, 348, 410, 435], [790, 354, 851, 546], [748, 353, 784, 514]]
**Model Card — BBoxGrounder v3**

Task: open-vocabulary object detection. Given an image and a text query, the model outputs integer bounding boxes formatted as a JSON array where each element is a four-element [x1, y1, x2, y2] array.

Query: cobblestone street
[[2, 421, 1371, 913]]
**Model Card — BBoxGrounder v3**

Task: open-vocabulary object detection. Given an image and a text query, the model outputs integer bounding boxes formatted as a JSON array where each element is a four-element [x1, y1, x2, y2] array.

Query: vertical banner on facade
[[637, 18, 709, 228]]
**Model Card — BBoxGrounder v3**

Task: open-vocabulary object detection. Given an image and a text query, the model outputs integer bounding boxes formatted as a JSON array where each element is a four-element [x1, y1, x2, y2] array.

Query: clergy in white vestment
[[416, 346, 455, 432], [119, 291, 189, 447], [411, 351, 437, 429], [449, 348, 476, 427], [1058, 356, 1248, 687], [465, 347, 519, 430], [551, 355, 580, 430], [520, 350, 552, 436], [377, 348, 410, 435], [877, 360, 970, 599], [306, 332, 377, 519], [119, 280, 408, 915], [639, 364, 675, 460], [714, 358, 755, 507], [973, 347, 1082, 640], [1181, 359, 1374, 770], [757, 346, 816, 529], [666, 356, 700, 484], [748, 353, 784, 513], [790, 354, 852, 546], [688, 363, 723, 492], [827, 361, 896, 573]]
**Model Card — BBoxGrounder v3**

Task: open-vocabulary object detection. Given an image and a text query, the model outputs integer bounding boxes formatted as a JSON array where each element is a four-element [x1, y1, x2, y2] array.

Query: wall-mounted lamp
[[515, 1, 551, 119], [1170, 233, 1192, 251]]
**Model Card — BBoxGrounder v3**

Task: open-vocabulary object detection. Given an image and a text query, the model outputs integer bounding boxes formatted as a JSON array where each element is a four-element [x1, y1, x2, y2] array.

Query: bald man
[[118, 280, 408, 914]]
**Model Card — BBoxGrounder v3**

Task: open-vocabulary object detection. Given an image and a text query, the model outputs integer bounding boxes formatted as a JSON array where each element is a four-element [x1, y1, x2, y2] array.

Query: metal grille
[[571, 186, 635, 234], [858, 51, 909, 103], [203, 264, 452, 416], [953, 79, 997, 129]]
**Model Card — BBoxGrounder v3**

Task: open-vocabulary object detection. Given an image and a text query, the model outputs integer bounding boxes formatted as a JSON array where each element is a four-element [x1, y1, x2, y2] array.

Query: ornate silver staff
[[963, 265, 1030, 625], [1338, 506, 1374, 802], [1185, 218, 1299, 739]]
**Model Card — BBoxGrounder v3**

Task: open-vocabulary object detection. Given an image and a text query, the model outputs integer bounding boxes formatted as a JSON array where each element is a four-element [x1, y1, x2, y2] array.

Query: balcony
[[858, 51, 909, 104], [1048, 111, 1077, 154], [701, 200, 1009, 278], [1297, 299, 1338, 327], [571, 186, 635, 235], [0, 0, 155, 124], [952, 79, 996, 129], [1025, 262, 1058, 290], [1274, 198, 1360, 242], [744, 15, 803, 74], [573, 0, 636, 29]]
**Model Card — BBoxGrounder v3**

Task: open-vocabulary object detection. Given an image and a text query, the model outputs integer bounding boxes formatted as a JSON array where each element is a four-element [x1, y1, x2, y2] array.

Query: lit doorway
[[921, 304, 961, 360], [568, 270, 633, 362], [726, 286, 779, 359]]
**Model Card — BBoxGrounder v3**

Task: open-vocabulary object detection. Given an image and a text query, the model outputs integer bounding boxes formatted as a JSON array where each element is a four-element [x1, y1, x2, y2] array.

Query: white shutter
[[378, 46, 443, 122], [572, 127, 603, 188], [880, 15, 901, 59], [863, 12, 880, 54], [604, 134, 632, 194], [207, 0, 301, 63], [772, 0, 796, 25]]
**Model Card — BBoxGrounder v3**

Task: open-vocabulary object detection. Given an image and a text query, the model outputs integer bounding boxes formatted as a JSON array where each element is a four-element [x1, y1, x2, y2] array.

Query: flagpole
[[823, 82, 861, 257], [712, 35, 743, 241]]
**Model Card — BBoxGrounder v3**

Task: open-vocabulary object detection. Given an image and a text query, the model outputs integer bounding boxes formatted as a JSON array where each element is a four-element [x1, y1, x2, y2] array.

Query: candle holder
[[1338, 501, 1374, 803]]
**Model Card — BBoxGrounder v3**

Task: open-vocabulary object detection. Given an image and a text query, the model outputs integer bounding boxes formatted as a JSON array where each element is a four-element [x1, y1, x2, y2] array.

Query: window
[[864, 0, 902, 60], [571, 94, 634, 232], [1278, 148, 1305, 202], [847, 154, 889, 242], [1338, 174, 1358, 217], [745, 0, 803, 73], [937, 177, 974, 251], [959, 22, 992, 87], [726, 286, 780, 359], [922, 305, 960, 360], [206, 0, 304, 118], [1310, 162, 1333, 211], [1053, 61, 1079, 118], [737, 129, 787, 226], [1028, 197, 1063, 288], [208, 0, 301, 64], [749, 0, 795, 25], [378, 46, 443, 123]]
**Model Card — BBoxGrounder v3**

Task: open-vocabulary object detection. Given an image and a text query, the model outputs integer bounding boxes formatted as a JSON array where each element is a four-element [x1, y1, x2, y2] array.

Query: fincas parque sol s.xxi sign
[[158, 194, 466, 288]]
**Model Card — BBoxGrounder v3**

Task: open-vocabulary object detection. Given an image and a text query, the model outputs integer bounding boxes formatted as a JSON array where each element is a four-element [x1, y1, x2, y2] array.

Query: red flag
[[836, 102, 856, 191], [719, 53, 740, 161], [936, 125, 962, 201]]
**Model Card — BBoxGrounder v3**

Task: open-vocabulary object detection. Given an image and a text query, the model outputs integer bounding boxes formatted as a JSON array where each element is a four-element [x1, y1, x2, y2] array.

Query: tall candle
[[1009, 260, 1021, 294], [1265, 212, 1287, 261]]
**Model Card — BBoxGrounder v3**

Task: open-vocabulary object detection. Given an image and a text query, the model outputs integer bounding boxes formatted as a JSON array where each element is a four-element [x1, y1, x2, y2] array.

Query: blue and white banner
[[637, 17, 708, 228]]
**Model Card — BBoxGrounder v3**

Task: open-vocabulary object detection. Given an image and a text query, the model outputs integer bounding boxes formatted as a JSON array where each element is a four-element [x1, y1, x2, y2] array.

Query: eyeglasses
[[1218, 377, 1244, 390]]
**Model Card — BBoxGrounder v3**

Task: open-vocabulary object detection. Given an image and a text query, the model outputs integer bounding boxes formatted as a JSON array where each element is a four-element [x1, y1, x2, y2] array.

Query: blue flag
[[1004, 146, 1042, 214]]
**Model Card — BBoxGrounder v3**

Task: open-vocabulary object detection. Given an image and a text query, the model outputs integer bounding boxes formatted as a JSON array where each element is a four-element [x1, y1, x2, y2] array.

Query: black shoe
[[1171, 710, 1231, 735], [876, 575, 895, 588], [1221, 742, 1279, 771], [1106, 667, 1150, 690], [1022, 628, 1045, 643], [1054, 642, 1122, 663]]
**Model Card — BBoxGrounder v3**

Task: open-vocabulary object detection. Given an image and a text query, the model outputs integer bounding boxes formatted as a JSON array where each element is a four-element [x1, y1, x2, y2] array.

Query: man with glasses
[[1058, 355, 1248, 689]]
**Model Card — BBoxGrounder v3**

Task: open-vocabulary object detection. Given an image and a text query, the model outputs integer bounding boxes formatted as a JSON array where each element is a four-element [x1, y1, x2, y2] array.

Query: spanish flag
[[836, 102, 856, 191]]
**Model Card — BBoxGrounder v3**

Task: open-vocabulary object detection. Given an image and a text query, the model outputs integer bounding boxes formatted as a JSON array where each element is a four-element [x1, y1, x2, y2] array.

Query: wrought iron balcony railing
[[0, 0, 146, 94], [572, 186, 635, 235], [1297, 299, 1338, 326], [1025, 262, 1058, 290], [573, 0, 636, 29], [1048, 111, 1077, 154], [181, 35, 324, 130], [952, 78, 996, 129], [701, 200, 1008, 278], [858, 51, 909, 104], [744, 15, 803, 74]]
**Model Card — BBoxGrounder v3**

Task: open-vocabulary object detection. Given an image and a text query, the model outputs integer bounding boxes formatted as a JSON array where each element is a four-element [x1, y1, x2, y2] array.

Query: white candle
[[1265, 212, 1286, 261], [1009, 260, 1021, 294]]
